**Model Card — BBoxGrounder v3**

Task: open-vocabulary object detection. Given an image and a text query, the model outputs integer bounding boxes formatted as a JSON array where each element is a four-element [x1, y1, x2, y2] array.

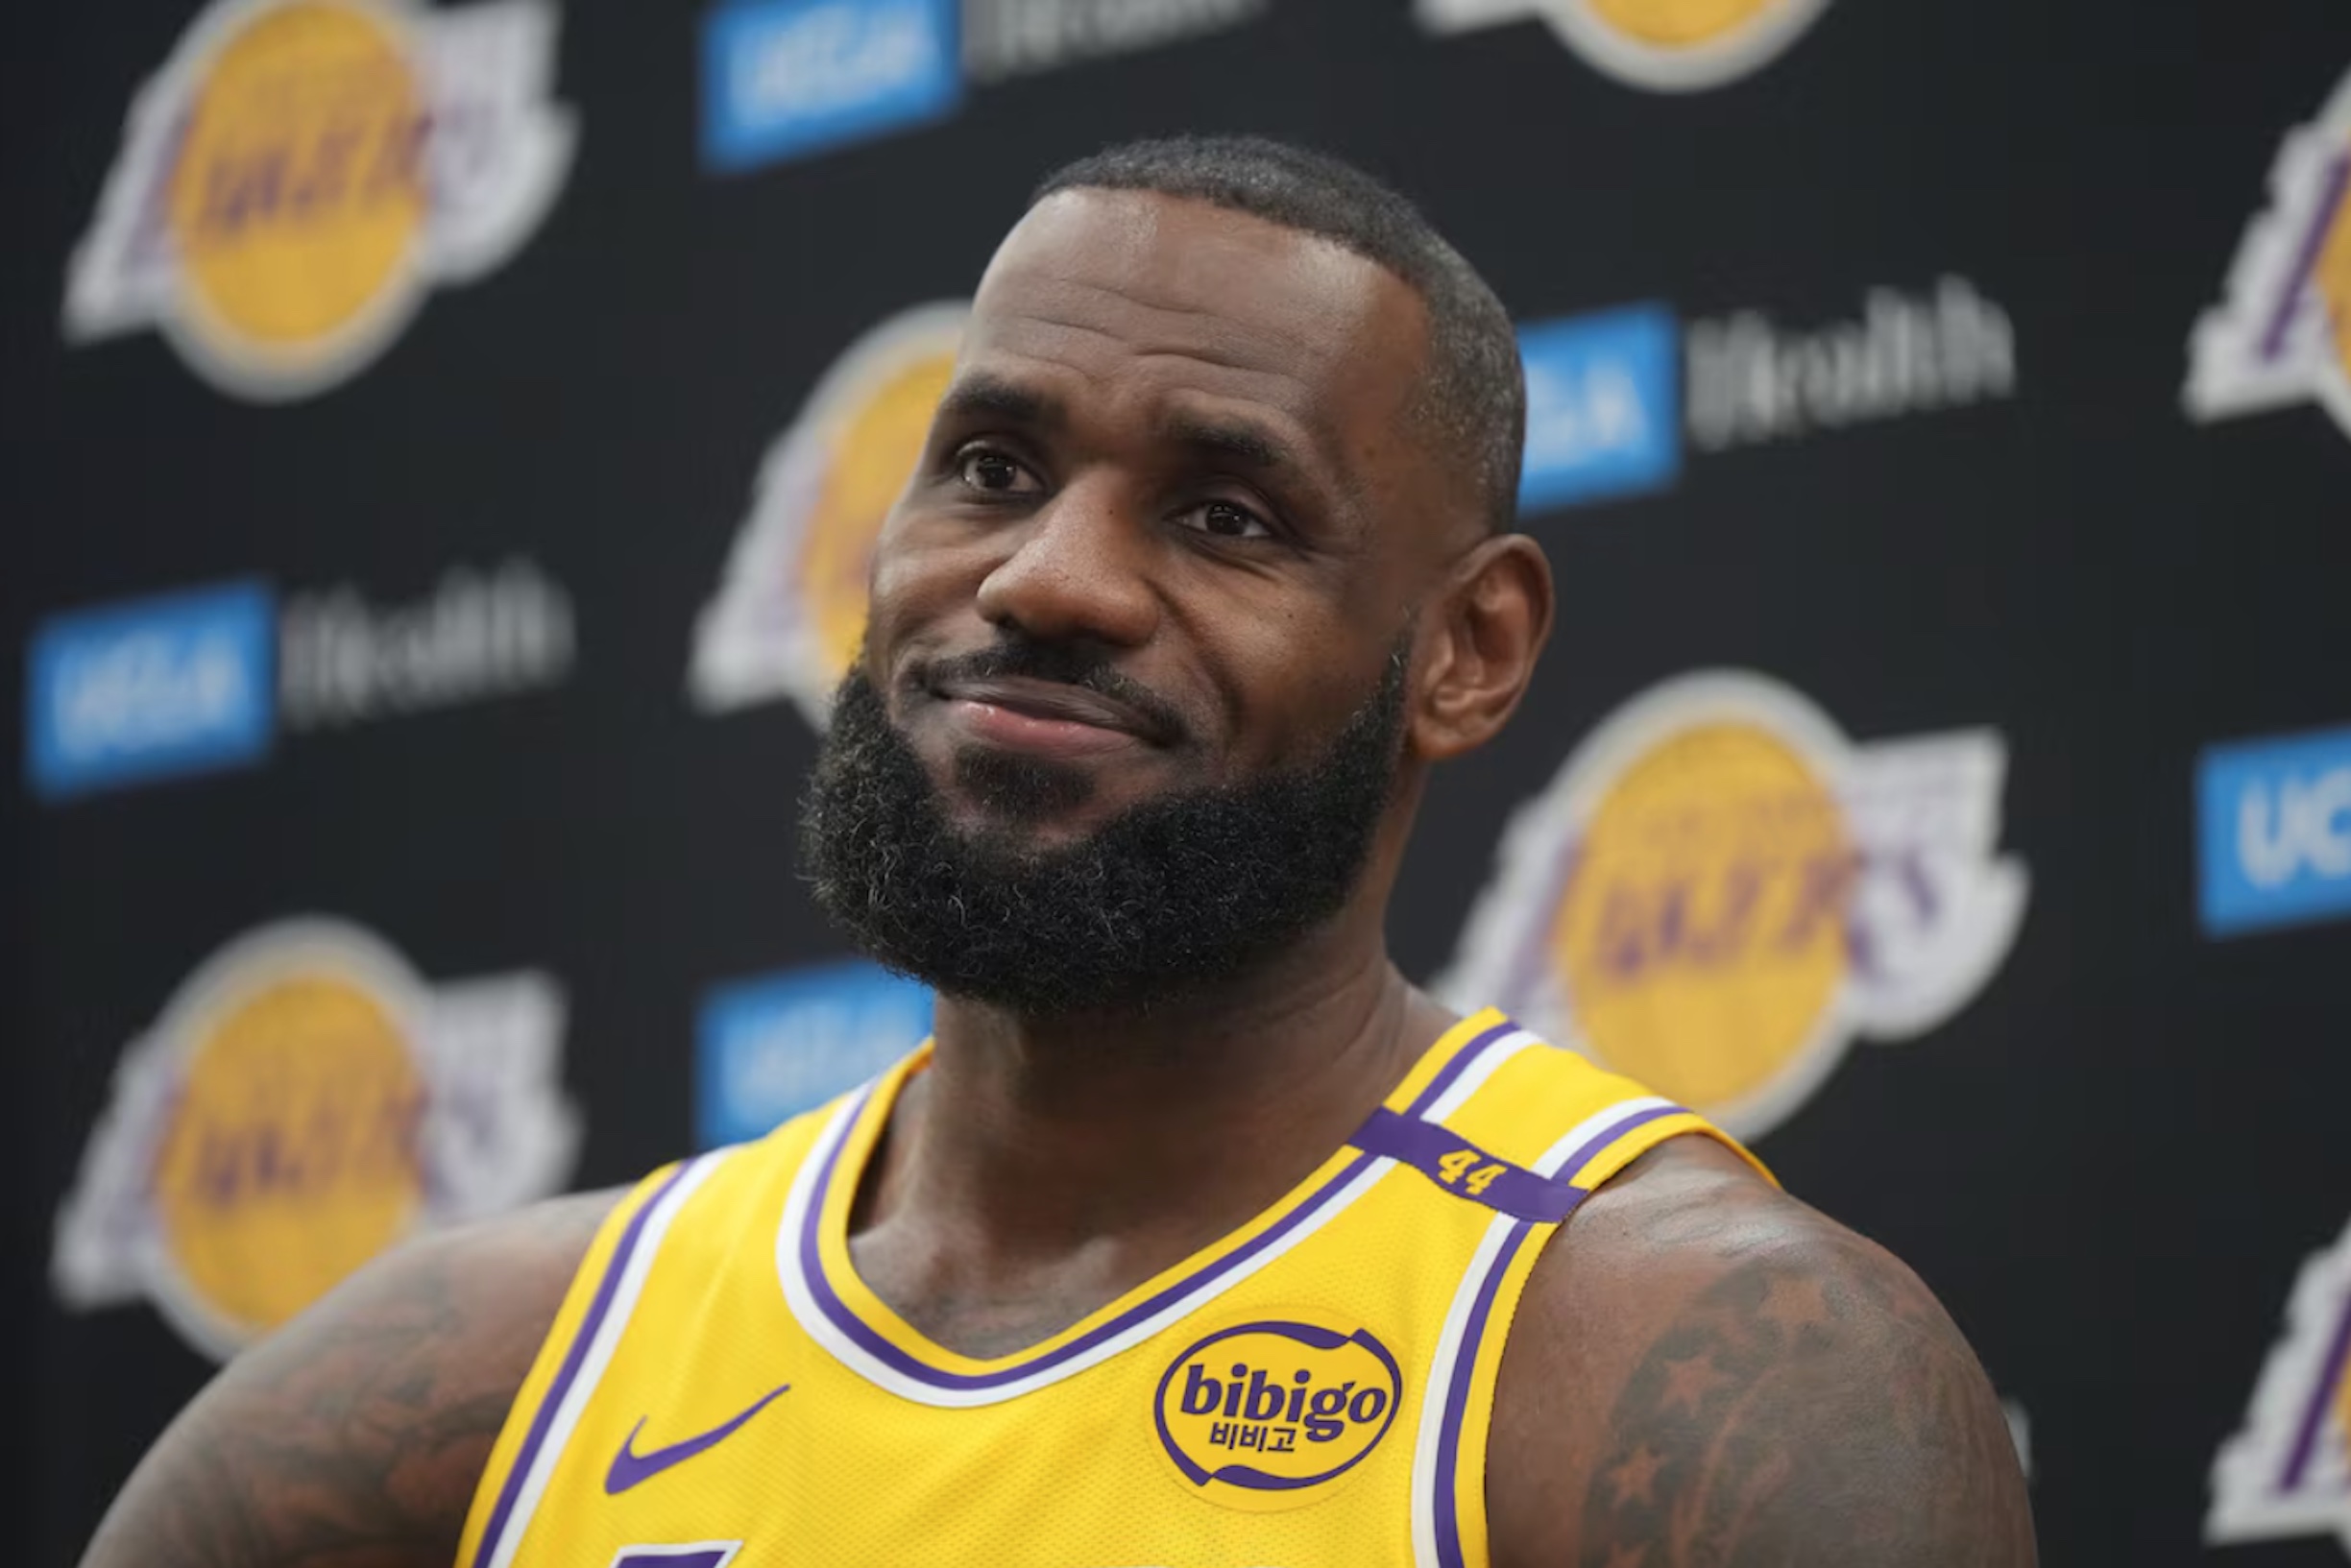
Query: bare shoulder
[[80, 1187, 627, 1568], [1488, 1138, 2036, 1568]]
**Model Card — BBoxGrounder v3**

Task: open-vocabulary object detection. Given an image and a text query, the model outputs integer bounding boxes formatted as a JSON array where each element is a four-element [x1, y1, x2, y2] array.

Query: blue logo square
[[26, 580, 276, 800], [701, 0, 961, 174], [695, 959, 935, 1147], [1515, 304, 1682, 515], [2196, 723, 2351, 938]]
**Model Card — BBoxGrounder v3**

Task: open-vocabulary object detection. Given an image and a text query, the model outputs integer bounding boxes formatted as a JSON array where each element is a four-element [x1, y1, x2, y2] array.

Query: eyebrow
[[1161, 413, 1303, 476], [935, 374, 1064, 431], [937, 373, 1321, 489]]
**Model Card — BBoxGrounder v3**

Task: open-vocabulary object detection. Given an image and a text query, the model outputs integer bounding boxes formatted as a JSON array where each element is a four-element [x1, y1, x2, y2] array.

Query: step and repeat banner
[[5, 0, 2350, 1560]]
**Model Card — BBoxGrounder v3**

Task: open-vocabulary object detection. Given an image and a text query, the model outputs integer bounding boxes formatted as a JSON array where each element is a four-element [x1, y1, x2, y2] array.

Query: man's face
[[860, 188, 1451, 842]]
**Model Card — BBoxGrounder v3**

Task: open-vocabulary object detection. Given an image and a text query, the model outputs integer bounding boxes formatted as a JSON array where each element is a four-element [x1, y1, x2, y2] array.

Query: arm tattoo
[[80, 1193, 614, 1568], [1579, 1235, 2036, 1568]]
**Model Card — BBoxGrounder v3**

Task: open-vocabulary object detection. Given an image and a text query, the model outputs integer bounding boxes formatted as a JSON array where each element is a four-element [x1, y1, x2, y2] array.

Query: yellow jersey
[[457, 1007, 1763, 1568]]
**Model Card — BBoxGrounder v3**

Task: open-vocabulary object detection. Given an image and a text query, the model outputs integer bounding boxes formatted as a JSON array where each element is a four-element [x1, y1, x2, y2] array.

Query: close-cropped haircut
[[1031, 135, 1525, 536]]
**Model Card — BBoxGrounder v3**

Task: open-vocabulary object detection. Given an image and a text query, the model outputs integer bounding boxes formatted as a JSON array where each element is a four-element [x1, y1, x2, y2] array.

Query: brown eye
[[957, 449, 1034, 494], [1178, 500, 1272, 540]]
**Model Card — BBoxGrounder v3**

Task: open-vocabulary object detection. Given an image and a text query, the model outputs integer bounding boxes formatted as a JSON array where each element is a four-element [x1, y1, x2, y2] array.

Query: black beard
[[799, 643, 1407, 1017]]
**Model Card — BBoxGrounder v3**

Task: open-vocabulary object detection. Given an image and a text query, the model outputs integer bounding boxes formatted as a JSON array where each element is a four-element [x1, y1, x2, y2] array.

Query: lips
[[928, 673, 1177, 758]]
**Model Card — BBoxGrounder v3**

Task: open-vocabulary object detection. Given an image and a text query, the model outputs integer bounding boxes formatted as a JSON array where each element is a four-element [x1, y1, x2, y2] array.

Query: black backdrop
[[8, 0, 2351, 1561]]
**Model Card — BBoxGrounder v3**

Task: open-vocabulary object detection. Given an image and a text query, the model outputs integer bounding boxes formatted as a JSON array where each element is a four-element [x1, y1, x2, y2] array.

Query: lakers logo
[[2209, 1217, 2351, 1553], [63, 0, 574, 399], [1441, 671, 2027, 1140], [1154, 1319, 1403, 1510], [692, 302, 968, 728], [2187, 65, 2351, 441], [1415, 0, 1830, 90], [51, 919, 578, 1357]]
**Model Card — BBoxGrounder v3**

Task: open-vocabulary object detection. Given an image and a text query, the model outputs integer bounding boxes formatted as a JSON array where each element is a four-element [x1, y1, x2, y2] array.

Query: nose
[[973, 476, 1161, 648]]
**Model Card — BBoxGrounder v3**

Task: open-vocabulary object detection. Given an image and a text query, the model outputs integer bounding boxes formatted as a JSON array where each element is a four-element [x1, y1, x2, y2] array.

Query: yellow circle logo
[[153, 967, 427, 1341], [167, 0, 425, 378], [1442, 671, 2027, 1140], [64, 0, 574, 399], [692, 302, 968, 726], [2315, 189, 2351, 397], [52, 918, 580, 1360], [1517, 0, 1831, 89], [1587, 0, 1777, 47], [798, 350, 959, 683], [1549, 720, 1851, 1114]]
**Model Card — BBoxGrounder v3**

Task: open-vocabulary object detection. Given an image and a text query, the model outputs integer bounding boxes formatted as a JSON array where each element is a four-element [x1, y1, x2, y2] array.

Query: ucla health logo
[[1441, 671, 2027, 1140], [1416, 0, 1830, 91], [27, 581, 276, 799], [693, 302, 965, 726], [2186, 66, 2351, 438], [1155, 1319, 1402, 1509], [2198, 723, 2351, 939], [696, 959, 933, 1147], [1515, 278, 2016, 519], [1517, 305, 1682, 511], [27, 563, 574, 801], [2209, 1217, 2351, 1553], [703, 0, 961, 172], [65, 0, 573, 400], [703, 0, 1266, 173], [52, 918, 579, 1358]]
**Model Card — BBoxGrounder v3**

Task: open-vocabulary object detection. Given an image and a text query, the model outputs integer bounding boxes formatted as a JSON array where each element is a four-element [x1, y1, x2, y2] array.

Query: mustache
[[913, 638, 1194, 745]]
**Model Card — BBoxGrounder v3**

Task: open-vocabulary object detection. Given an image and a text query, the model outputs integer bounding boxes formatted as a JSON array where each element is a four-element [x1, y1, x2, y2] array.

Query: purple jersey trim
[[796, 1018, 1522, 1391], [1434, 1218, 1537, 1568], [471, 1157, 705, 1568], [1426, 1099, 1689, 1568], [800, 1085, 1380, 1390], [1549, 1103, 1683, 1189], [1352, 1108, 1587, 1223], [1406, 1017, 1523, 1116], [2280, 1282, 2351, 1490]]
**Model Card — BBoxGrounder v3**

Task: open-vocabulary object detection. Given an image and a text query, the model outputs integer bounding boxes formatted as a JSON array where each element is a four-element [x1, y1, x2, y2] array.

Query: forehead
[[959, 190, 1429, 479]]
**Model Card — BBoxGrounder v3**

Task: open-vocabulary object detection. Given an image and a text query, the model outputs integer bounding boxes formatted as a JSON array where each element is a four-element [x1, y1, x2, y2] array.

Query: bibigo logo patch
[[64, 0, 575, 400], [2208, 1216, 2351, 1553], [691, 302, 966, 728], [1440, 671, 2026, 1141], [2187, 64, 2351, 439], [1416, 0, 1830, 92], [52, 918, 579, 1358], [1154, 1319, 1403, 1509]]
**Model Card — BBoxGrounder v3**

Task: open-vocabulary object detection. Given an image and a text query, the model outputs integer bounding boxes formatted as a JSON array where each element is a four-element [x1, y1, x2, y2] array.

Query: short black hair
[[1032, 135, 1524, 535]]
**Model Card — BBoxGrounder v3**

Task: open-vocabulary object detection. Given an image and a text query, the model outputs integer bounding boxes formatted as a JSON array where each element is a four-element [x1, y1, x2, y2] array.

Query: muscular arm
[[79, 1190, 623, 1568], [1491, 1141, 2036, 1568]]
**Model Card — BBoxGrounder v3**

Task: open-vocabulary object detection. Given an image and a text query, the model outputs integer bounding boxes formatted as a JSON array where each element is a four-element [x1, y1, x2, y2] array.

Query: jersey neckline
[[773, 1007, 1526, 1406]]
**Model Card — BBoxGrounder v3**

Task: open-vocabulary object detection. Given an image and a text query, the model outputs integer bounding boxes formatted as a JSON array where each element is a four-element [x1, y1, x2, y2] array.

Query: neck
[[845, 901, 1455, 1356]]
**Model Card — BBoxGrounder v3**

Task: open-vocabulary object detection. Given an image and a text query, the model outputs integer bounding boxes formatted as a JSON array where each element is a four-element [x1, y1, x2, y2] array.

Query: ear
[[1409, 533, 1554, 762]]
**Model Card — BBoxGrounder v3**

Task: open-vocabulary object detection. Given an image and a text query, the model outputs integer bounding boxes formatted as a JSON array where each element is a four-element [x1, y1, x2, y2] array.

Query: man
[[81, 137, 2034, 1567]]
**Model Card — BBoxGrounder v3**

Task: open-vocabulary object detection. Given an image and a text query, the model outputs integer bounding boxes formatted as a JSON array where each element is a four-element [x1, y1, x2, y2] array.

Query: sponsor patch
[[1154, 1318, 1403, 1510]]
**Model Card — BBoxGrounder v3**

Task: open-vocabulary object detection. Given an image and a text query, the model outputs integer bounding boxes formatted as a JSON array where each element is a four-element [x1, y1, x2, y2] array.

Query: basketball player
[[80, 138, 2035, 1567]]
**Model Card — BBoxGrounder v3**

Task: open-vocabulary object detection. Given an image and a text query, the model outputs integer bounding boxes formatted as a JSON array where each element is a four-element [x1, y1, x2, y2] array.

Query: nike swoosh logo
[[604, 1384, 790, 1495]]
